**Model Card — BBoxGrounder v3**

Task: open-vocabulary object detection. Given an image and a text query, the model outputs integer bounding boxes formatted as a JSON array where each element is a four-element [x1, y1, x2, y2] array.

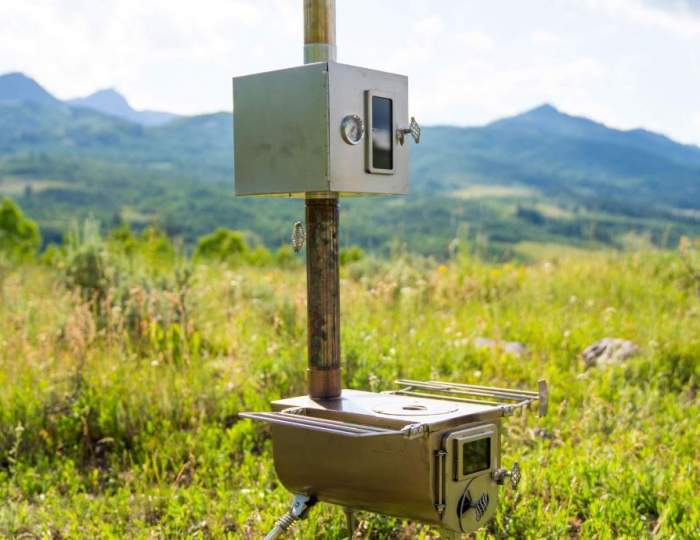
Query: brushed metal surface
[[233, 62, 409, 196], [327, 62, 409, 194], [372, 401, 458, 416], [233, 63, 329, 196], [272, 390, 499, 427], [262, 390, 503, 532], [270, 423, 439, 523]]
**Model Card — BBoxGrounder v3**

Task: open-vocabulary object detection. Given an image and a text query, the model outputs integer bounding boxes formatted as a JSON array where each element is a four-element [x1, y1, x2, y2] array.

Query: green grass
[[1, 248, 699, 538]]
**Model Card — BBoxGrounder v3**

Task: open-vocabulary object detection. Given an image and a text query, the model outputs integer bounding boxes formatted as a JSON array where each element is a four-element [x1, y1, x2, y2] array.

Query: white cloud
[[0, 0, 698, 145], [642, 0, 700, 15], [0, 0, 299, 112], [412, 55, 612, 128], [454, 31, 495, 52], [579, 0, 700, 38], [530, 30, 563, 46], [413, 15, 445, 37]]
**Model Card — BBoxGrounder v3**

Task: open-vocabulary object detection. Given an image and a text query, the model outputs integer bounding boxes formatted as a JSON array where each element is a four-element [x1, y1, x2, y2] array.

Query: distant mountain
[[1, 72, 699, 254], [0, 72, 61, 105], [415, 103, 700, 211], [68, 88, 178, 126], [488, 104, 700, 168]]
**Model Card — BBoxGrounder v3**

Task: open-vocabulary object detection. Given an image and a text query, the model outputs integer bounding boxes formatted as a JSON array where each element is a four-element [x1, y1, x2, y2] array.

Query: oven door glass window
[[371, 96, 393, 171], [462, 437, 491, 476]]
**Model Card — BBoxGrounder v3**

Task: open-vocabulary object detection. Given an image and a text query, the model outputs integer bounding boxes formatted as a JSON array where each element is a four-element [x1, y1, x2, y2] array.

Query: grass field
[[1, 242, 699, 538]]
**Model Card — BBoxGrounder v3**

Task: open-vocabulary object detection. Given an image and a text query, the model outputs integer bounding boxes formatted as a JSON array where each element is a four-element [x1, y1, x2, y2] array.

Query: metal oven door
[[438, 423, 500, 535]]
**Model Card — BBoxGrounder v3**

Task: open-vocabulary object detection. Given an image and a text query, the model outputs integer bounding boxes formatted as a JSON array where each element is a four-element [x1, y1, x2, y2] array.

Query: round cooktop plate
[[373, 399, 458, 416]]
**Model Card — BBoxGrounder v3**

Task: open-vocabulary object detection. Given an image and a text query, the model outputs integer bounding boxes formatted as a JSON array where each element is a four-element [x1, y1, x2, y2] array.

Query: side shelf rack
[[239, 410, 429, 439], [391, 379, 549, 417]]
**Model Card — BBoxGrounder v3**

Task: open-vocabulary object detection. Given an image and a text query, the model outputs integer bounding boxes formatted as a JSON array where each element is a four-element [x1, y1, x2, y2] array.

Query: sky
[[1, 0, 699, 145]]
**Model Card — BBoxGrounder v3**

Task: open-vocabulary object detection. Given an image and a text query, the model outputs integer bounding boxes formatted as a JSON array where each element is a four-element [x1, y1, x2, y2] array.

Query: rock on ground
[[472, 337, 530, 357], [582, 338, 641, 368]]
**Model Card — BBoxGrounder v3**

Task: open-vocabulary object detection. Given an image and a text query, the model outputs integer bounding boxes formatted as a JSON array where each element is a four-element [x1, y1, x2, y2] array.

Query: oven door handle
[[239, 411, 428, 439]]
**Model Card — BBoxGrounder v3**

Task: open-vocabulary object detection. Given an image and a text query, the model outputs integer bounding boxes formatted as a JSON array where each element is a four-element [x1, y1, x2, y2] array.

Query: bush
[[274, 245, 299, 268], [57, 219, 200, 364], [63, 220, 112, 304], [136, 226, 177, 270], [340, 245, 365, 265], [107, 222, 137, 258], [0, 197, 41, 260], [246, 245, 273, 266], [194, 228, 248, 264]]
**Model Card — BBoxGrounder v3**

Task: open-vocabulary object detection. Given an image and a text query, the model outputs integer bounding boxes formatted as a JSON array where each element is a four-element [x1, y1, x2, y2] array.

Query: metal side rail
[[239, 411, 429, 439], [393, 379, 549, 417]]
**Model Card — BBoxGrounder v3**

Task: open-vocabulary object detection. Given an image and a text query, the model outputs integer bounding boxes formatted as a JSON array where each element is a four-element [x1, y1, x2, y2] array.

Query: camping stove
[[241, 379, 547, 537], [232, 1, 550, 536]]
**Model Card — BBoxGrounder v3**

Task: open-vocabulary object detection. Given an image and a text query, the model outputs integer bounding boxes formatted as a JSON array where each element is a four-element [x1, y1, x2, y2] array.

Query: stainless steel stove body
[[242, 379, 547, 535]]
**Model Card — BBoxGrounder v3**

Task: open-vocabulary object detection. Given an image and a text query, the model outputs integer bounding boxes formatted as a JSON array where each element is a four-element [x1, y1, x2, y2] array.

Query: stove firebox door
[[440, 423, 500, 534]]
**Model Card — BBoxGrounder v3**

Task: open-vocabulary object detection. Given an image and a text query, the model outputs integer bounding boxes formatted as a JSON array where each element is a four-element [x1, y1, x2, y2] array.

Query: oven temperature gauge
[[340, 114, 364, 145]]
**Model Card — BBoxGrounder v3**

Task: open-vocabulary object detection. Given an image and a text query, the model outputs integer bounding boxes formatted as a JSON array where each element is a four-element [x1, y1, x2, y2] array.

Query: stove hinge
[[434, 448, 447, 517]]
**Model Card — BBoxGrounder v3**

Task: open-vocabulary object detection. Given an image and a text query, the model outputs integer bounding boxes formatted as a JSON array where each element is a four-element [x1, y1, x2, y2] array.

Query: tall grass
[[0, 243, 698, 538]]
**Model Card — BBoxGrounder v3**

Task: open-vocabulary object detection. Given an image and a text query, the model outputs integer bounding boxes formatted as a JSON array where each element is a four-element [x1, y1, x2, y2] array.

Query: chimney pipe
[[304, 0, 341, 399]]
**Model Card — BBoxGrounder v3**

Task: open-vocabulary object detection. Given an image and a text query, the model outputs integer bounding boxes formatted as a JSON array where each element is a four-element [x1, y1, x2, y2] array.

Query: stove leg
[[343, 507, 357, 537], [263, 494, 316, 540]]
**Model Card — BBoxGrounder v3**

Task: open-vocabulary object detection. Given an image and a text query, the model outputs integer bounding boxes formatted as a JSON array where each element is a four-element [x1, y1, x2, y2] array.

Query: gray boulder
[[582, 338, 640, 368], [472, 337, 530, 357]]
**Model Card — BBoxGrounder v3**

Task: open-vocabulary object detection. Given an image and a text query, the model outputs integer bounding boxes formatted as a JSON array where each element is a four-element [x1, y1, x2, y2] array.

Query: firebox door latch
[[492, 462, 521, 489], [397, 116, 421, 146]]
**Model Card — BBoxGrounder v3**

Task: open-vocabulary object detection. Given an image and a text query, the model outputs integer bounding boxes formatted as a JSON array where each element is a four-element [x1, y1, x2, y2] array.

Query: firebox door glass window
[[371, 96, 393, 170], [462, 437, 491, 476]]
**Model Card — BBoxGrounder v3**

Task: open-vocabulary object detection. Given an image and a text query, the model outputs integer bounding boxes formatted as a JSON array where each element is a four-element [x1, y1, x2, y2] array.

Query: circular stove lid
[[373, 399, 458, 416]]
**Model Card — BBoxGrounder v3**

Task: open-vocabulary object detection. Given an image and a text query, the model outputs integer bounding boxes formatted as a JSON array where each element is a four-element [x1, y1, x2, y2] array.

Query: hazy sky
[[1, 0, 699, 144]]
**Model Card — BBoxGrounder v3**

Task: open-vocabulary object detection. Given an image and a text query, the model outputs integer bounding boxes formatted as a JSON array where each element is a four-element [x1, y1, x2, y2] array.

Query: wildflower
[[437, 265, 447, 274]]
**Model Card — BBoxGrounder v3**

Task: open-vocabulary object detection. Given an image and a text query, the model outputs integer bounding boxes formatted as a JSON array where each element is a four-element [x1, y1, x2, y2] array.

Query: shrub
[[63, 220, 112, 304], [136, 226, 177, 270], [246, 245, 273, 266], [274, 245, 299, 268], [0, 197, 41, 260], [59, 219, 201, 363], [678, 236, 700, 296], [107, 222, 137, 259], [194, 228, 248, 264], [340, 245, 365, 265]]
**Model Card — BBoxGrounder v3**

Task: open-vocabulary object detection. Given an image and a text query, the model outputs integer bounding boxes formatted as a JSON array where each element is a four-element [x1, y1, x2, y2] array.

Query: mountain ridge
[[68, 87, 178, 126], [3, 71, 698, 151], [1, 71, 699, 254], [0, 72, 61, 105]]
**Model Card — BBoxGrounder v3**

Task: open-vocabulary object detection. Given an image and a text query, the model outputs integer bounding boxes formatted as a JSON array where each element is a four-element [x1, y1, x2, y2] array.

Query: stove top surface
[[272, 389, 501, 426]]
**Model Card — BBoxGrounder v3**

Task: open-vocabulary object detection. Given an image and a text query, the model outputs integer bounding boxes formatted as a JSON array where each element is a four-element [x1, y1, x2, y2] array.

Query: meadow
[[1, 220, 699, 539]]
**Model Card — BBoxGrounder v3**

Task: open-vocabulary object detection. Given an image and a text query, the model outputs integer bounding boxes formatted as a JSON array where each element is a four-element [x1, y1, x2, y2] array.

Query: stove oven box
[[233, 62, 414, 197], [242, 379, 547, 536]]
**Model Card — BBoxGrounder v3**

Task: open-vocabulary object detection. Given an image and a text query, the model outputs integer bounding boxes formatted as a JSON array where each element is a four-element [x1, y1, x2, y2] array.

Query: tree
[[0, 197, 41, 260]]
